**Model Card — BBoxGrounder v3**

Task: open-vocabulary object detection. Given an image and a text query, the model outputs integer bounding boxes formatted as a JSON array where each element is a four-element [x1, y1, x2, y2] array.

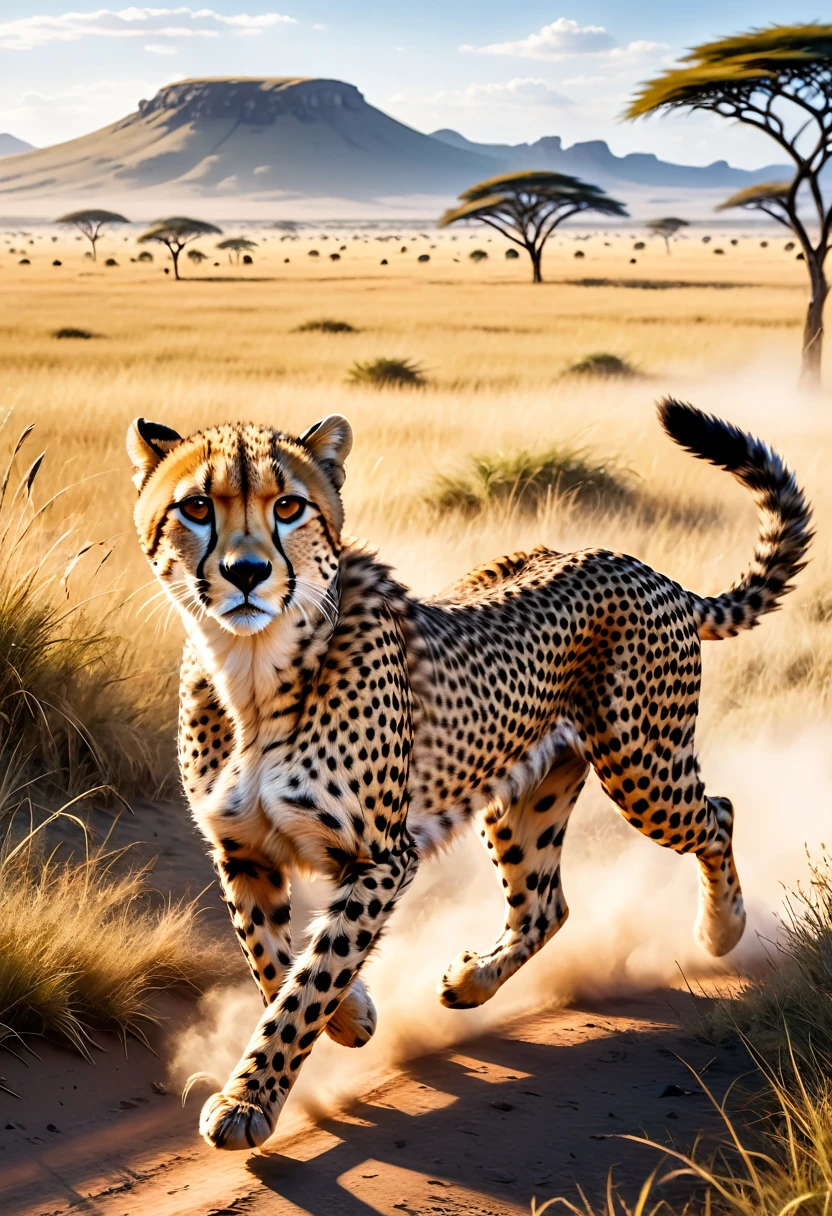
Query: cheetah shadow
[[247, 993, 746, 1216]]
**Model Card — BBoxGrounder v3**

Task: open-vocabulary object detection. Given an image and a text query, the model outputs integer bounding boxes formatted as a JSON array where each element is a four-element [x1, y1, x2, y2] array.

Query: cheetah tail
[[657, 397, 813, 641]]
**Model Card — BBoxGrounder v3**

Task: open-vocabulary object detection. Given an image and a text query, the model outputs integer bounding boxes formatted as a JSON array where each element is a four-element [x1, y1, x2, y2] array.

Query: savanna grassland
[[2, 221, 827, 757], [3, 221, 832, 1215]]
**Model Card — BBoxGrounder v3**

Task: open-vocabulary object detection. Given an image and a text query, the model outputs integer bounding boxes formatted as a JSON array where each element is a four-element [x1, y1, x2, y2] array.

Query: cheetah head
[[127, 416, 351, 636]]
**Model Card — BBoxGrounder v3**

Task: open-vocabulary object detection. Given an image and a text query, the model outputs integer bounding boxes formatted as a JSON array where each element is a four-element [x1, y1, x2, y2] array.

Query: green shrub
[[568, 352, 640, 379], [431, 445, 632, 514], [294, 318, 357, 334], [469, 249, 488, 262], [505, 248, 520, 259], [347, 357, 427, 388], [52, 327, 96, 340]]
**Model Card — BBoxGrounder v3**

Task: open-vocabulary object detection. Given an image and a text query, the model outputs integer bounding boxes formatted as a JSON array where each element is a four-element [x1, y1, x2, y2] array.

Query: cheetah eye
[[274, 495, 307, 525], [178, 495, 213, 524]]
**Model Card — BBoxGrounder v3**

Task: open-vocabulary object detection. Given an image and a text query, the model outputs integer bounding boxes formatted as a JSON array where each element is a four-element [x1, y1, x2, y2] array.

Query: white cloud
[[462, 18, 668, 65], [466, 18, 615, 60], [434, 78, 570, 109], [144, 42, 178, 54], [0, 8, 296, 51], [608, 40, 668, 61]]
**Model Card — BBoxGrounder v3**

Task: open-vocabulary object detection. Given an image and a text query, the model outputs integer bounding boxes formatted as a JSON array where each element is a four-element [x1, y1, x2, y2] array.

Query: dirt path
[[0, 992, 744, 1216]]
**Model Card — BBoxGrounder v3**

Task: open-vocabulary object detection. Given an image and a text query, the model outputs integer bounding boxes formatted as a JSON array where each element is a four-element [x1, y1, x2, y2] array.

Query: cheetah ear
[[300, 414, 353, 490], [126, 417, 182, 492]]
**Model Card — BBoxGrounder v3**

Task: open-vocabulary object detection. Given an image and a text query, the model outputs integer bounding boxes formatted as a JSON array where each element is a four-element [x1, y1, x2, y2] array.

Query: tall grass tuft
[[430, 445, 633, 515], [0, 418, 171, 797], [0, 810, 233, 1055]]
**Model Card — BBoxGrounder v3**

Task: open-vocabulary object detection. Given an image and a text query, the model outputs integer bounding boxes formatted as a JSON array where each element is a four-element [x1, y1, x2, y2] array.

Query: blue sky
[[0, 2, 801, 166]]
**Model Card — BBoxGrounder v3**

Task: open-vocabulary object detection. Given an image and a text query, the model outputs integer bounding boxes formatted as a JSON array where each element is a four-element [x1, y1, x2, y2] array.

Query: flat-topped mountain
[[0, 77, 496, 212], [0, 76, 792, 217]]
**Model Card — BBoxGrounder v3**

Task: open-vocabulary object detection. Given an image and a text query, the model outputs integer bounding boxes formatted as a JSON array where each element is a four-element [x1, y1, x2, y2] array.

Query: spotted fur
[[128, 399, 811, 1151]]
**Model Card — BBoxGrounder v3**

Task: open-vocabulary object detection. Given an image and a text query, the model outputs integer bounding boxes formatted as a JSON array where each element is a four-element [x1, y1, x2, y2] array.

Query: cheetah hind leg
[[325, 977, 377, 1048], [440, 751, 589, 1009], [694, 796, 746, 957]]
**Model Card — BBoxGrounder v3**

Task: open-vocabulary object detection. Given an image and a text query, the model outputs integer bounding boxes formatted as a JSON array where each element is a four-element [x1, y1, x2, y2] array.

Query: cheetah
[[128, 399, 811, 1150]]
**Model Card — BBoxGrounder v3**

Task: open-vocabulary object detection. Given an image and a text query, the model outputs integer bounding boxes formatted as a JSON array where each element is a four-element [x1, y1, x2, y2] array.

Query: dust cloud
[[171, 727, 832, 1130]]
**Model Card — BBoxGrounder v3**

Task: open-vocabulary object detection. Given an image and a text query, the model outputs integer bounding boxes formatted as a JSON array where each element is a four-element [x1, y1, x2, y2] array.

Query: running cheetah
[[128, 399, 811, 1150]]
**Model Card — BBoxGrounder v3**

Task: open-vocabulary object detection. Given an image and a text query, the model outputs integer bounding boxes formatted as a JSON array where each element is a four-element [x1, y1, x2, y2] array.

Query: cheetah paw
[[326, 978, 377, 1048], [438, 951, 498, 1009], [199, 1090, 273, 1150]]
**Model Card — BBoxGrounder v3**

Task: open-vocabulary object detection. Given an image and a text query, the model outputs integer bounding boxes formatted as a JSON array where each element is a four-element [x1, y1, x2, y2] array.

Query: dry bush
[[0, 811, 233, 1055]]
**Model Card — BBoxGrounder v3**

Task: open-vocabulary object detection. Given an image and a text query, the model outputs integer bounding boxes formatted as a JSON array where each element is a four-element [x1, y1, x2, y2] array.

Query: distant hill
[[0, 133, 35, 158], [0, 77, 793, 218], [429, 129, 790, 192]]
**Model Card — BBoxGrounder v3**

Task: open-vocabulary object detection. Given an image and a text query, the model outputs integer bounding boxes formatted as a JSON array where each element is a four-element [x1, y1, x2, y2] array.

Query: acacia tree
[[646, 216, 689, 253], [438, 171, 627, 283], [626, 23, 832, 387], [217, 237, 258, 265], [137, 217, 222, 280], [56, 209, 129, 261], [187, 248, 208, 264]]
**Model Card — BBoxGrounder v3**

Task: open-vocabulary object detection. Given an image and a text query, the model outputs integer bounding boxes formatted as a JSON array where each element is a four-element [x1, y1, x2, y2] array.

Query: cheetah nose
[[219, 558, 272, 595]]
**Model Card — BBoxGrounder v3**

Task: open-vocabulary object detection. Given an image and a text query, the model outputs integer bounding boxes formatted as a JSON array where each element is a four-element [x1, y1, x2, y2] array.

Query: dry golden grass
[[0, 417, 172, 796], [0, 811, 234, 1055]]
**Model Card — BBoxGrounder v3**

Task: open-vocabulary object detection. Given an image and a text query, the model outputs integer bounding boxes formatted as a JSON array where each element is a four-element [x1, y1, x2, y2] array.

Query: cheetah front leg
[[210, 839, 377, 1046], [440, 751, 589, 1009], [211, 842, 293, 1005], [199, 842, 419, 1150]]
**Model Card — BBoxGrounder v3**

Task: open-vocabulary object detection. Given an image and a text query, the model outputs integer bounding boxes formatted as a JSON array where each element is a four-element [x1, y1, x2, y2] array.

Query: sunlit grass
[[0, 418, 172, 797], [0, 808, 234, 1057]]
